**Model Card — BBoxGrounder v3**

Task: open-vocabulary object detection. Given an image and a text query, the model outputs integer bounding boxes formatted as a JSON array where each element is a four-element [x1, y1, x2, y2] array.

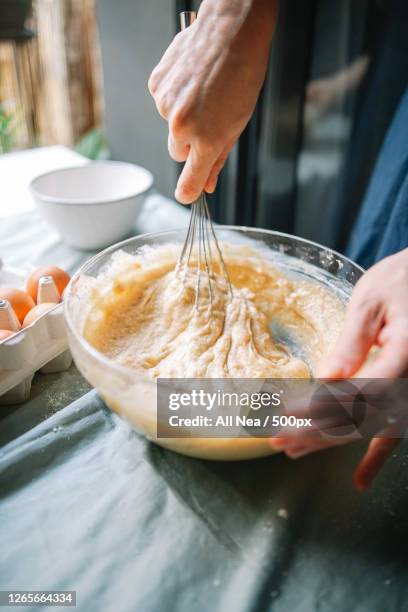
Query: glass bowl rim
[[63, 225, 365, 381]]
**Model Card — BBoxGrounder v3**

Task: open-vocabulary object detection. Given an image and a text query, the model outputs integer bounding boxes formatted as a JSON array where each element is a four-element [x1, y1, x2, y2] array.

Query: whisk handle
[[180, 11, 197, 30]]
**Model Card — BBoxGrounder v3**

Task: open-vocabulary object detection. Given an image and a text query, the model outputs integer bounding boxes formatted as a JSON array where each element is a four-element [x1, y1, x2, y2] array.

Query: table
[[0, 146, 189, 434], [1, 148, 407, 612]]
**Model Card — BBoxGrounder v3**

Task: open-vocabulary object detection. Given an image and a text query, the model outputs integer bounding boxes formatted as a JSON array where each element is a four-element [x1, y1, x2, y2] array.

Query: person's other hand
[[269, 248, 408, 490], [306, 76, 339, 115], [148, 0, 277, 203]]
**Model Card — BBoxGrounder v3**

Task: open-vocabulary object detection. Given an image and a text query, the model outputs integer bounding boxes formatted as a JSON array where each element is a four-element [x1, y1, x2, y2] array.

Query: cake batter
[[84, 244, 345, 378]]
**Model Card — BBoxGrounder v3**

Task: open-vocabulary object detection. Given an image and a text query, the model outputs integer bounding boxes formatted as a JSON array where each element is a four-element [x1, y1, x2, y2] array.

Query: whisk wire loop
[[176, 193, 233, 310]]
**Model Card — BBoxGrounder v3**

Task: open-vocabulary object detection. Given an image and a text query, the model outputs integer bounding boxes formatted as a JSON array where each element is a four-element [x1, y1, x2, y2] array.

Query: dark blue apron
[[346, 86, 408, 269]]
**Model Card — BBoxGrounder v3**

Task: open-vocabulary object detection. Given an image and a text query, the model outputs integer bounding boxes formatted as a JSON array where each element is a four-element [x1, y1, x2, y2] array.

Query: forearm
[[196, 0, 278, 56], [334, 55, 369, 94]]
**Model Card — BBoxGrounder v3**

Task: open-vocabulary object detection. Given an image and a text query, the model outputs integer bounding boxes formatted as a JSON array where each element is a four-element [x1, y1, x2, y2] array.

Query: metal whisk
[[176, 192, 233, 310], [175, 11, 233, 311]]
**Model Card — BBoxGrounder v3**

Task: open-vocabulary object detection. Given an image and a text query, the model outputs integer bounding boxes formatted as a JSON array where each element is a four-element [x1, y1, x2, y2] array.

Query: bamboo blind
[[0, 0, 103, 152]]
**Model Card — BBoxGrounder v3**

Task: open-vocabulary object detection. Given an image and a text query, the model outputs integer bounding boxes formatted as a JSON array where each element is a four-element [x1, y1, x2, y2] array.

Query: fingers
[[285, 437, 350, 458], [269, 436, 351, 458], [353, 437, 400, 491], [204, 140, 236, 193], [358, 320, 408, 378], [175, 138, 234, 201], [175, 145, 220, 204], [269, 436, 316, 452], [317, 293, 384, 378], [358, 342, 407, 378], [272, 433, 400, 490], [168, 134, 189, 162], [171, 135, 231, 201]]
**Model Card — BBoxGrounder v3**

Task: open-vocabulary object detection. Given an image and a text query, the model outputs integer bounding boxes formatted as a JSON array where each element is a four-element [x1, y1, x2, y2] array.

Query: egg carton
[[0, 258, 72, 405]]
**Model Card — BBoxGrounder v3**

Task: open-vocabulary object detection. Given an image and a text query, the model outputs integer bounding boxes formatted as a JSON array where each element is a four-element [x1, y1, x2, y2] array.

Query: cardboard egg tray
[[0, 260, 72, 405]]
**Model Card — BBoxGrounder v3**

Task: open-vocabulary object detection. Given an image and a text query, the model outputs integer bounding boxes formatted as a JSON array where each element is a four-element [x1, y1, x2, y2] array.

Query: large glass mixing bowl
[[64, 227, 364, 461]]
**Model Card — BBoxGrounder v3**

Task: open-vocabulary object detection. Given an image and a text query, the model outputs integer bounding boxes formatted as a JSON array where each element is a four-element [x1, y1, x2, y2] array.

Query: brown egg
[[26, 266, 70, 303], [0, 288, 35, 323], [0, 329, 15, 342], [22, 302, 56, 328]]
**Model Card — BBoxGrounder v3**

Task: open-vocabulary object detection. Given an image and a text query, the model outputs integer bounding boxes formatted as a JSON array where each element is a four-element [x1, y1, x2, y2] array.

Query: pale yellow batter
[[84, 244, 345, 378]]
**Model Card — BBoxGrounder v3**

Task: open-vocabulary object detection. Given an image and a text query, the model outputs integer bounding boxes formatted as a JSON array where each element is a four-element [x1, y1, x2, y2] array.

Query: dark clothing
[[347, 87, 408, 268], [332, 0, 408, 255]]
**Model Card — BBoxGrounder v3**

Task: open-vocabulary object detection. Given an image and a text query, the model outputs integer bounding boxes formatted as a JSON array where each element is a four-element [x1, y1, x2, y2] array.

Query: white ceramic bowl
[[30, 161, 153, 250]]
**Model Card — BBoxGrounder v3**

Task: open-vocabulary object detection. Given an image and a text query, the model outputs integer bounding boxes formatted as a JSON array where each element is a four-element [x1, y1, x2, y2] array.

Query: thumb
[[317, 296, 384, 378], [204, 139, 236, 193], [175, 145, 219, 204]]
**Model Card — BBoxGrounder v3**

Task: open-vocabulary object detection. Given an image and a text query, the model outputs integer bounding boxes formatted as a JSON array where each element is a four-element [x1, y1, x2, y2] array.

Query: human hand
[[305, 56, 369, 127], [148, 0, 277, 203], [269, 248, 408, 490], [306, 76, 340, 115]]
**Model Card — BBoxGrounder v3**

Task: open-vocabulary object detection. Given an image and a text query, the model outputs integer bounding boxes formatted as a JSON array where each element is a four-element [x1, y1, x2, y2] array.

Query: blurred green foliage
[[0, 104, 15, 154], [0, 117, 109, 158], [74, 127, 110, 160]]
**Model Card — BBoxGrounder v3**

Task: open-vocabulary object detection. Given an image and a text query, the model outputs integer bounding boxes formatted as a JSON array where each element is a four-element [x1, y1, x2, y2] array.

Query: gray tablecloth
[[1, 197, 407, 612], [0, 192, 189, 427]]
